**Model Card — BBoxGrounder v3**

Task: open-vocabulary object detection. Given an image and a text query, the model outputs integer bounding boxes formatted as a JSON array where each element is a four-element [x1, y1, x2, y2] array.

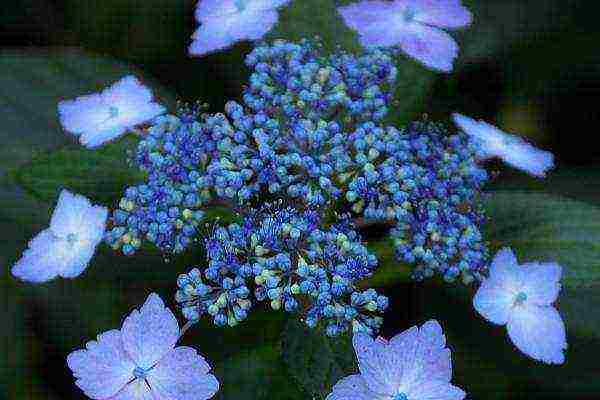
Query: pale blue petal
[[11, 229, 62, 283], [147, 346, 219, 400], [410, 0, 472, 29], [401, 320, 453, 389], [473, 278, 515, 325], [352, 333, 397, 394], [67, 329, 135, 399], [519, 262, 562, 306], [397, 23, 458, 72], [407, 380, 466, 400], [507, 305, 567, 364], [326, 374, 376, 400], [121, 293, 180, 369], [110, 380, 154, 400]]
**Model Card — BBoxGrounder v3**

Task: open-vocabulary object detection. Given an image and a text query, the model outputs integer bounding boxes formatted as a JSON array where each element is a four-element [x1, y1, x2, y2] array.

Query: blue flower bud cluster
[[340, 120, 489, 282], [175, 205, 388, 336], [108, 39, 492, 290], [105, 112, 222, 254]]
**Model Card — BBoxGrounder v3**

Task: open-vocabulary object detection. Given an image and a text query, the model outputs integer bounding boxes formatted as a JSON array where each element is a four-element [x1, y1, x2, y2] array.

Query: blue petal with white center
[[58, 75, 166, 148], [190, 0, 292, 56], [473, 247, 567, 364], [11, 189, 108, 283]]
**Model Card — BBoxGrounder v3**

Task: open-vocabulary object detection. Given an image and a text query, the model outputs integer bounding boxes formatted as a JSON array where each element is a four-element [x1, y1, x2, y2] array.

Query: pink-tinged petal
[[326, 374, 376, 400], [406, 380, 466, 400], [121, 293, 179, 369], [473, 278, 515, 326], [67, 330, 135, 400], [352, 333, 396, 394], [58, 93, 111, 136], [338, 0, 405, 32], [401, 320, 452, 389], [409, 0, 472, 29], [147, 346, 219, 400], [519, 262, 562, 306], [11, 229, 62, 283], [398, 24, 459, 72], [507, 305, 567, 364], [110, 380, 153, 400]]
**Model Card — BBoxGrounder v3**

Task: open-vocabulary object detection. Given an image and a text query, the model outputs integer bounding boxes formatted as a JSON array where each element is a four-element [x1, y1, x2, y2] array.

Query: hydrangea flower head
[[67, 293, 219, 400], [190, 0, 292, 56], [327, 320, 465, 400], [58, 75, 166, 148], [11, 189, 107, 283], [473, 248, 567, 364], [338, 0, 472, 72], [452, 113, 555, 178]]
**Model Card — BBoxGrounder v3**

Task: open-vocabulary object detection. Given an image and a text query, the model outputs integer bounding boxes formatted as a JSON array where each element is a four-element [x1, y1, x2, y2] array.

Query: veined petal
[[121, 293, 180, 369], [326, 374, 380, 400], [352, 333, 397, 394], [147, 346, 219, 400], [519, 261, 562, 306], [473, 278, 515, 325], [409, 0, 472, 29], [507, 304, 567, 364], [67, 329, 135, 400], [79, 125, 128, 149], [401, 320, 452, 389], [110, 379, 154, 400]]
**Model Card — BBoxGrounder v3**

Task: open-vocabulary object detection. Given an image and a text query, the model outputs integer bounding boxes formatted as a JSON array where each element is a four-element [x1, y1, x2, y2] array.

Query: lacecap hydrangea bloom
[[67, 293, 219, 400], [328, 320, 465, 400], [190, 0, 292, 56], [58, 75, 166, 148], [11, 189, 107, 283], [452, 113, 555, 178], [108, 40, 489, 286], [338, 0, 472, 72], [176, 205, 388, 336], [473, 248, 567, 364]]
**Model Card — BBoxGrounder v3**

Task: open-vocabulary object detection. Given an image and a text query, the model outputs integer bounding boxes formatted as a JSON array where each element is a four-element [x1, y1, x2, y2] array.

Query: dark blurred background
[[2, 1, 600, 399]]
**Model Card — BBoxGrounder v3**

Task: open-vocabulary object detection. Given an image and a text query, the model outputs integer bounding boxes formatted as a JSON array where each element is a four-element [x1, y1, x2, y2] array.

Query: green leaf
[[485, 191, 600, 289], [10, 138, 143, 206], [214, 344, 304, 400], [281, 320, 356, 399], [0, 48, 175, 170]]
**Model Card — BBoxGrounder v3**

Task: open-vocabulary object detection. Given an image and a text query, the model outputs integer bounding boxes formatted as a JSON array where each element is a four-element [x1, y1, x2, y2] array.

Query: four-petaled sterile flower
[[452, 113, 555, 178], [473, 248, 567, 364], [11, 189, 107, 283], [338, 0, 472, 72], [327, 320, 466, 400], [190, 0, 292, 56], [68, 293, 219, 400], [58, 75, 166, 148]]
